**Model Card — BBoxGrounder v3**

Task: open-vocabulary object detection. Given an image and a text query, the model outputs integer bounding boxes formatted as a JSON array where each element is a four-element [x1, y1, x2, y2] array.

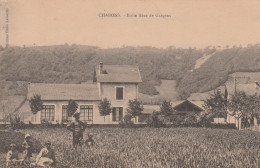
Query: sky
[[0, 0, 260, 48]]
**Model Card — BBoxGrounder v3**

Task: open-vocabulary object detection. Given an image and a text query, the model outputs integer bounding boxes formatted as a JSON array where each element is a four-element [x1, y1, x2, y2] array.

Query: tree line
[[2, 44, 260, 100]]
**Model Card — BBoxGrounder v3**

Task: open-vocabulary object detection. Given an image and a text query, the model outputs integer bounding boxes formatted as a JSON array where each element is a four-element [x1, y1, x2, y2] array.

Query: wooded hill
[[0, 44, 260, 100]]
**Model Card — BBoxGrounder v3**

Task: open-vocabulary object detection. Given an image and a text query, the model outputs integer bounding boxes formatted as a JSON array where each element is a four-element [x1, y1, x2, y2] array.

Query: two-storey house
[[19, 63, 142, 124]]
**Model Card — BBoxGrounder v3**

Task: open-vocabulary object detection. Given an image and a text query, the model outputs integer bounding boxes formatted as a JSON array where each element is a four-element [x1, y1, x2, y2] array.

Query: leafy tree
[[203, 89, 228, 121], [248, 94, 260, 126], [126, 99, 144, 122], [98, 98, 111, 122], [160, 100, 174, 116], [67, 100, 78, 117], [228, 92, 260, 129], [29, 94, 43, 115]]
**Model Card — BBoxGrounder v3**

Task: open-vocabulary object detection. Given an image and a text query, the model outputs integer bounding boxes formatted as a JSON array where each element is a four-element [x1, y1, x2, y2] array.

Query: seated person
[[85, 133, 95, 147], [35, 141, 56, 167], [6, 144, 22, 166]]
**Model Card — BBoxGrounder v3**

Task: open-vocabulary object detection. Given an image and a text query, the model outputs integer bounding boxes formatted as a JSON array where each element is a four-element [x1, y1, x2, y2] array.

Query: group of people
[[6, 111, 94, 167], [6, 134, 55, 167]]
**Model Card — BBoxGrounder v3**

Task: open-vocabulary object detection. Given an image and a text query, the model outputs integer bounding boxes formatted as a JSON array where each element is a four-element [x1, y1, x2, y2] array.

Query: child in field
[[22, 134, 33, 164], [35, 141, 56, 167], [85, 133, 95, 147], [6, 144, 21, 166]]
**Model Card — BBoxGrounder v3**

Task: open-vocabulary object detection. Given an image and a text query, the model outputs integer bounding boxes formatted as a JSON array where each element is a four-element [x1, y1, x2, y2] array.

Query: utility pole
[[234, 76, 236, 96]]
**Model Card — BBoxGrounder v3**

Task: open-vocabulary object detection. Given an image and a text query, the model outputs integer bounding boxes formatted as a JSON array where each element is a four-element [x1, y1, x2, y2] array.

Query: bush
[[41, 119, 53, 128], [147, 111, 166, 128], [9, 116, 26, 129], [119, 114, 135, 128], [207, 123, 236, 129], [28, 121, 34, 129]]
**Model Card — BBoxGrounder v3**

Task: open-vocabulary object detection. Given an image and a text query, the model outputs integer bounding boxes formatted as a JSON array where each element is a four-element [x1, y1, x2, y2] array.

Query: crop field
[[0, 127, 259, 168]]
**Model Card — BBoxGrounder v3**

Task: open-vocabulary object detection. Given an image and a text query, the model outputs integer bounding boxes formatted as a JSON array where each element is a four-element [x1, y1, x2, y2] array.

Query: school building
[[18, 63, 142, 124]]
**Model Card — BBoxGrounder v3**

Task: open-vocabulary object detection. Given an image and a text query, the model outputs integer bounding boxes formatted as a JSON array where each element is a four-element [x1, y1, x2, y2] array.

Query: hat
[[88, 133, 93, 137], [45, 141, 51, 145], [10, 144, 17, 148], [25, 134, 31, 138], [73, 112, 80, 117]]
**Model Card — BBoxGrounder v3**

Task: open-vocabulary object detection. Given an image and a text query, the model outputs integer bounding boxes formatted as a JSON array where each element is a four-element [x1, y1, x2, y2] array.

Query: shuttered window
[[116, 87, 123, 100], [112, 107, 123, 121]]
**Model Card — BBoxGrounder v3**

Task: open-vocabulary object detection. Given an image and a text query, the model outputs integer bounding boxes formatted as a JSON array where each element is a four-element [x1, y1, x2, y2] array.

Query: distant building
[[172, 100, 204, 115], [18, 63, 142, 124], [138, 100, 204, 124], [190, 81, 260, 128]]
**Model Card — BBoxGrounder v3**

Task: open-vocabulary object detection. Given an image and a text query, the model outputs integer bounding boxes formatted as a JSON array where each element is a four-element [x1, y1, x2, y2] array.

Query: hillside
[[139, 80, 178, 104], [177, 45, 260, 99], [188, 72, 260, 101], [0, 44, 260, 100]]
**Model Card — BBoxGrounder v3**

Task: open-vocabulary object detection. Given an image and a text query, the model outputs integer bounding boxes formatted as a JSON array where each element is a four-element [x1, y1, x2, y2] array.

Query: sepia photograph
[[0, 0, 259, 167]]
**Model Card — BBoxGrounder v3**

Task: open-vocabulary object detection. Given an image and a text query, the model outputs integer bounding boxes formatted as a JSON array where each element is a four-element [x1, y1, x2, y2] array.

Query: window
[[112, 107, 123, 121], [62, 105, 72, 122], [41, 105, 55, 121], [80, 105, 93, 121], [116, 87, 123, 100]]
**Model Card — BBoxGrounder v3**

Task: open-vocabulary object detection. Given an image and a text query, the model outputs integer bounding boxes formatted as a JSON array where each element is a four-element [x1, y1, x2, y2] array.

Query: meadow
[[0, 127, 259, 168]]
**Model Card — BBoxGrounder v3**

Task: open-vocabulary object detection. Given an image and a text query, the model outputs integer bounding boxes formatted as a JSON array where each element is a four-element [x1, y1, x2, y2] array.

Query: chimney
[[99, 62, 103, 74]]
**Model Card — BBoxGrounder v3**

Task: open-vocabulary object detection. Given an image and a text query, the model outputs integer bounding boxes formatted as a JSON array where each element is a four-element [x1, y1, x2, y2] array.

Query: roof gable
[[96, 65, 142, 83], [173, 100, 204, 112], [28, 83, 100, 101]]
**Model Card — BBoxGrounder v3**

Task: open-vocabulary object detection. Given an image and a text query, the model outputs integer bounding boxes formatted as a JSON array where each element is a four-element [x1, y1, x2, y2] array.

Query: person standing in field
[[66, 112, 87, 149]]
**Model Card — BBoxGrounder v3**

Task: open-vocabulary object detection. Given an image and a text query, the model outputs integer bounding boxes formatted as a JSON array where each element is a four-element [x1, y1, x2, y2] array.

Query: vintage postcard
[[0, 0, 259, 167]]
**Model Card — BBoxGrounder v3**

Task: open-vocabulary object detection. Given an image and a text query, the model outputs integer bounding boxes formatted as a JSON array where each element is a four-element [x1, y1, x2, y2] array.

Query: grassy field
[[0, 127, 259, 168]]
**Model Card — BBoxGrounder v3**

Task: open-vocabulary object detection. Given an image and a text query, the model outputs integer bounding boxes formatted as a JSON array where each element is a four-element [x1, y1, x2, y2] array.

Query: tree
[[228, 92, 259, 129], [126, 99, 144, 122], [67, 100, 78, 117], [248, 94, 260, 126], [29, 94, 43, 115], [160, 100, 174, 116], [0, 100, 16, 124], [202, 89, 228, 122], [98, 98, 111, 122]]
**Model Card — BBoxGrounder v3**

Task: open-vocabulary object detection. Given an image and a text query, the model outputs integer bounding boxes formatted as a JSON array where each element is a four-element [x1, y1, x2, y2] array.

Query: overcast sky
[[1, 0, 260, 48]]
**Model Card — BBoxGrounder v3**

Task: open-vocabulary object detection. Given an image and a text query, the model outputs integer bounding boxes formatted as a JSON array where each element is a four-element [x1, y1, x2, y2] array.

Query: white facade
[[24, 64, 142, 124]]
